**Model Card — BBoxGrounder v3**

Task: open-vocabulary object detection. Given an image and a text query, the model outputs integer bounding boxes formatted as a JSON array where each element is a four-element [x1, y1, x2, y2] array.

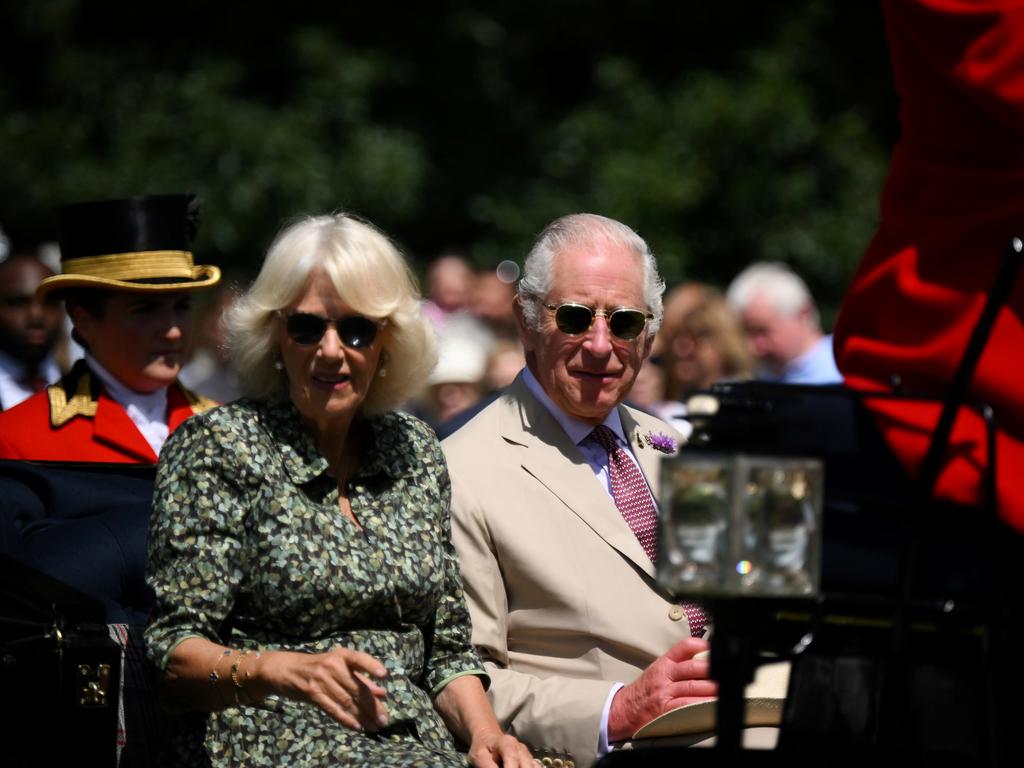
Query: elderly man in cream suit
[[444, 214, 715, 768]]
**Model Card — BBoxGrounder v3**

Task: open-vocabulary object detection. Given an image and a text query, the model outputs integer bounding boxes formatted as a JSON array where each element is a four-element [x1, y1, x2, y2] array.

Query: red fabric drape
[[834, 0, 1024, 528]]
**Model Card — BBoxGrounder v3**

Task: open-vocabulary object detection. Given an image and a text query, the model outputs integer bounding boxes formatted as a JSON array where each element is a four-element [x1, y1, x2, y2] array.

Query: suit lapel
[[620, 407, 665, 505], [500, 378, 655, 577]]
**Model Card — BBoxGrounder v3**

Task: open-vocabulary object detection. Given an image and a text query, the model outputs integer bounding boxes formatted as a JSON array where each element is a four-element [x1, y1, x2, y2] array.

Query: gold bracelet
[[230, 649, 261, 703], [208, 648, 233, 686]]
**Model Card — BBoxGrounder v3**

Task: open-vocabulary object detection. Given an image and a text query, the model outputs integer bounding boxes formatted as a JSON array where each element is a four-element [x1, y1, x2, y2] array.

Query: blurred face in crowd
[[471, 272, 516, 325], [278, 269, 384, 433], [485, 343, 525, 390], [0, 256, 62, 366], [428, 255, 474, 313], [430, 381, 483, 424], [72, 291, 193, 393], [629, 357, 666, 409], [518, 239, 653, 424], [740, 292, 813, 376], [671, 326, 726, 393]]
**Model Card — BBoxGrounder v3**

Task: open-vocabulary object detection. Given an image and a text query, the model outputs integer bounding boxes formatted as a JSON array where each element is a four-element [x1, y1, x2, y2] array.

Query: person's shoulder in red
[[0, 360, 217, 464]]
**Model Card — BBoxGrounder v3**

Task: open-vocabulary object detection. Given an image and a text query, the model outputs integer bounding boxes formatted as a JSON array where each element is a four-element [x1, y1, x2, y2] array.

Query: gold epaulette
[[180, 384, 219, 415], [48, 361, 100, 428]]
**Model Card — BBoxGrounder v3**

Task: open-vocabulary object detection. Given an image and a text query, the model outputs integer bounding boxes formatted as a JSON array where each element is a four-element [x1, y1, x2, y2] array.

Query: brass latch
[[77, 663, 111, 707]]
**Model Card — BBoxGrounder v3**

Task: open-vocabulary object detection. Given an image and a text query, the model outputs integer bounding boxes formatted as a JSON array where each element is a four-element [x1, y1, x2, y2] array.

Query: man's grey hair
[[517, 213, 665, 334], [726, 261, 820, 327]]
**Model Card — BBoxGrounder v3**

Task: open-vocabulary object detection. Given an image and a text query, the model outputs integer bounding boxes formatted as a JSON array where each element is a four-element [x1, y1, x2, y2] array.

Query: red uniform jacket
[[0, 360, 217, 464], [834, 0, 1024, 530]]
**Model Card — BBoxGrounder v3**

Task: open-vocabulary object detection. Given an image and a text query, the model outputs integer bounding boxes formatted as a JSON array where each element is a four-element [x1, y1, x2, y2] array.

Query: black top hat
[[39, 194, 221, 298]]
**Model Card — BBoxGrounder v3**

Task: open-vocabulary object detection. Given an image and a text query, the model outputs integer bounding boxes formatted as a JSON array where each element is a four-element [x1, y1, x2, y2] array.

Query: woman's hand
[[466, 730, 536, 767], [433, 675, 535, 766], [250, 646, 390, 732]]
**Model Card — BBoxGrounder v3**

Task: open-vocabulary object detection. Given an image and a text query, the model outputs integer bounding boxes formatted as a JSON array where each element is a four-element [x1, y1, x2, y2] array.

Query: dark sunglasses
[[543, 302, 653, 341], [279, 311, 384, 348]]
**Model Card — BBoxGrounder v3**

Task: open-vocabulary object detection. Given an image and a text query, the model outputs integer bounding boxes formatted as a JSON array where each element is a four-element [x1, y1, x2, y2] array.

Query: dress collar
[[256, 396, 400, 486]]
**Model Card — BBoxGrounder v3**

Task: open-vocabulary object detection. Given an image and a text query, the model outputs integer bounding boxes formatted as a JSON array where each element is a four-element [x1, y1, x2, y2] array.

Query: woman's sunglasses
[[543, 302, 653, 341], [279, 311, 384, 349]]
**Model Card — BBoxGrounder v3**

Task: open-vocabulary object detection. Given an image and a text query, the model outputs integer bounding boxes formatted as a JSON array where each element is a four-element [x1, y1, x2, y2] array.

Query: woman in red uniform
[[0, 194, 221, 462]]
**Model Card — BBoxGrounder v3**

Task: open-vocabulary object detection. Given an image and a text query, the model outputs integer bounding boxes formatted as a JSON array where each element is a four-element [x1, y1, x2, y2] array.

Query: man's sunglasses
[[543, 302, 653, 341], [279, 311, 384, 349]]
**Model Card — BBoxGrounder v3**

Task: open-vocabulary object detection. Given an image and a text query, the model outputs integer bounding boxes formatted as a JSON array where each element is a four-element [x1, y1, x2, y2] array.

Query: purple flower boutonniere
[[647, 431, 677, 454]]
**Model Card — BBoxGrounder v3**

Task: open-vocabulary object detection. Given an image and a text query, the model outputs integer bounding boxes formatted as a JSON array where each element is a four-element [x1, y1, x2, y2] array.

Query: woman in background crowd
[[664, 292, 753, 399], [646, 286, 752, 434]]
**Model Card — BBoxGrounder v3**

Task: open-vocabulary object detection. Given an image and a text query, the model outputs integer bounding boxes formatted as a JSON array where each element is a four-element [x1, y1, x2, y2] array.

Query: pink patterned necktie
[[588, 424, 708, 637]]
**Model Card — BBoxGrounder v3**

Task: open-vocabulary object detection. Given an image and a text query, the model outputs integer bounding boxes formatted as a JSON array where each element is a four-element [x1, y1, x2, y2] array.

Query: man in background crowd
[[726, 261, 841, 384], [0, 251, 64, 410]]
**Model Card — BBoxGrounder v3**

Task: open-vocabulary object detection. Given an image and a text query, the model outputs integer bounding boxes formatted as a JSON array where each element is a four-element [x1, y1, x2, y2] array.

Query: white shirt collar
[[0, 349, 61, 410], [86, 353, 171, 455], [521, 366, 626, 447]]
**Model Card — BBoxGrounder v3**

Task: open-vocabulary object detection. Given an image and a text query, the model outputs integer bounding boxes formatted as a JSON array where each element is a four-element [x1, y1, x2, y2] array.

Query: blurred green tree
[[465, 4, 891, 323], [0, 0, 893, 320]]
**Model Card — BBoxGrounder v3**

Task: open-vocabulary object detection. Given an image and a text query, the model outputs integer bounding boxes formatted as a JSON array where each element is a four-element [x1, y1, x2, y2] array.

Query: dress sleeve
[[144, 412, 252, 671], [417, 432, 488, 696]]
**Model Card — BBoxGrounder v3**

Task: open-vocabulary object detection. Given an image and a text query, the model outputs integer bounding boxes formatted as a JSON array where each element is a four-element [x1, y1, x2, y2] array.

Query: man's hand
[[607, 637, 717, 742]]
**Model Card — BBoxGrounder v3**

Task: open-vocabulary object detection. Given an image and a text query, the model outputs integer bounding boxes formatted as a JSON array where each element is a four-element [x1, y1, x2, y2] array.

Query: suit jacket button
[[669, 605, 684, 621]]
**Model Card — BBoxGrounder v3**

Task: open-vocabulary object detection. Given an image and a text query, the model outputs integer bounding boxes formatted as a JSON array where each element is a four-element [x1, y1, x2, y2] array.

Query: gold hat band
[[60, 250, 198, 280]]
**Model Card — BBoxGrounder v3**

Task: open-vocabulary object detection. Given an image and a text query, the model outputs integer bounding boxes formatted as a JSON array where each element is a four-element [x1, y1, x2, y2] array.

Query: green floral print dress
[[145, 397, 486, 766]]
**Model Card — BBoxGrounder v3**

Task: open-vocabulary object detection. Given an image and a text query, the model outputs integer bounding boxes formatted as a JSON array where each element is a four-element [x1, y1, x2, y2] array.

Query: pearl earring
[[274, 360, 284, 371]]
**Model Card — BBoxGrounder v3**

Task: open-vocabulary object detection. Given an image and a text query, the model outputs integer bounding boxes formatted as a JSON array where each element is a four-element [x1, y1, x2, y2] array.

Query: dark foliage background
[[1, 0, 897, 324]]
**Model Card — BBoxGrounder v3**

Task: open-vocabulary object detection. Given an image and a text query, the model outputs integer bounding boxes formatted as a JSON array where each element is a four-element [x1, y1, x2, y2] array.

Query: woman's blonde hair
[[225, 213, 436, 414]]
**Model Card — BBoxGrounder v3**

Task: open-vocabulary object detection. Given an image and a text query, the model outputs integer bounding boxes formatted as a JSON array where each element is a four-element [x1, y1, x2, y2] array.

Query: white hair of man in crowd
[[726, 261, 841, 385]]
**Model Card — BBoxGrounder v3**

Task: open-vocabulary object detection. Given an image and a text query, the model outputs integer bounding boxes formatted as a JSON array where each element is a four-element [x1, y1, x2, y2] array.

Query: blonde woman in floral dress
[[145, 213, 532, 767]]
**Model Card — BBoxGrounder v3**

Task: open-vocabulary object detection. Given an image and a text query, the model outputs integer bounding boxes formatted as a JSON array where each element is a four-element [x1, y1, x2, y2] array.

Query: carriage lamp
[[657, 452, 824, 598]]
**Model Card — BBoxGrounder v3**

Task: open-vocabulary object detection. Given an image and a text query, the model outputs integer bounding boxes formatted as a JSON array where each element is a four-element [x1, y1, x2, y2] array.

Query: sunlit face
[[278, 270, 383, 432], [72, 292, 193, 393], [741, 293, 809, 376], [517, 241, 653, 425]]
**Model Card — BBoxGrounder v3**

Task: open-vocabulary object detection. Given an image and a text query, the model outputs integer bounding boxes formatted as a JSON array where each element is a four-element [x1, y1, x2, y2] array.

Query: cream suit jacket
[[444, 375, 690, 768]]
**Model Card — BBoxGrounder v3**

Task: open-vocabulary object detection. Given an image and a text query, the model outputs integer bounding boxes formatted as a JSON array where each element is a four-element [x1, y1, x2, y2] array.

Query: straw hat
[[38, 193, 221, 298]]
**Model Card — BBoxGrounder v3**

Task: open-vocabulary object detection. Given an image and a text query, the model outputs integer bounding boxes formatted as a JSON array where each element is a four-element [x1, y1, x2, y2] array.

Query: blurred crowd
[[0, 222, 842, 433]]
